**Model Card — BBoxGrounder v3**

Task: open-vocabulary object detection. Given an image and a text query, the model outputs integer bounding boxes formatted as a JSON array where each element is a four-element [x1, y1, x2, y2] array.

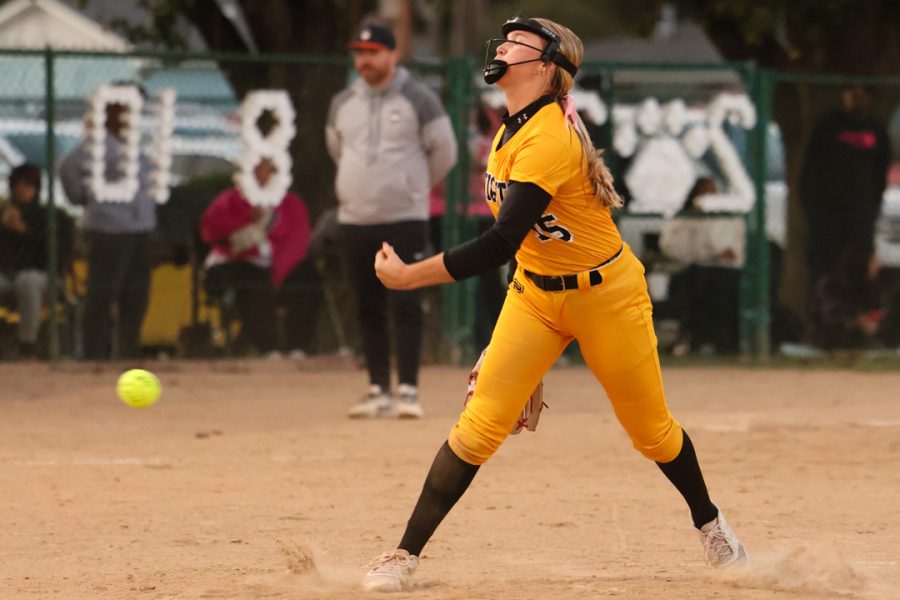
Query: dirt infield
[[2, 358, 899, 599]]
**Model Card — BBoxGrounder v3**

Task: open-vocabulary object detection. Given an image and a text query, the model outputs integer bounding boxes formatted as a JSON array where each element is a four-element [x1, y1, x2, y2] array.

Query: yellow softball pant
[[448, 244, 683, 465]]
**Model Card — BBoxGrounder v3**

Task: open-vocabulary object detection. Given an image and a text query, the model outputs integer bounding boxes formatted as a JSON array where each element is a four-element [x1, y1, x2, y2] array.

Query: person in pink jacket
[[200, 159, 312, 356]]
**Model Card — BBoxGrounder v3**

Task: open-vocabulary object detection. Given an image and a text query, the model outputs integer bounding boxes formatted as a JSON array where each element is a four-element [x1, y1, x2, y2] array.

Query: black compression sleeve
[[398, 441, 479, 556], [443, 181, 551, 280]]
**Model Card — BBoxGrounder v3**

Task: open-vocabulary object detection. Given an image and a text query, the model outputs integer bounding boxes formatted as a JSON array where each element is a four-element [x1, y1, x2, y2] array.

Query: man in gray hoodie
[[327, 21, 457, 419], [60, 83, 156, 360]]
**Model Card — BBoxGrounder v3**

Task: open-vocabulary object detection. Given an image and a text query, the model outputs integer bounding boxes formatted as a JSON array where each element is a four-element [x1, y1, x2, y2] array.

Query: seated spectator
[[272, 204, 322, 360], [200, 158, 314, 357], [0, 163, 73, 359], [810, 242, 898, 350], [660, 177, 744, 355]]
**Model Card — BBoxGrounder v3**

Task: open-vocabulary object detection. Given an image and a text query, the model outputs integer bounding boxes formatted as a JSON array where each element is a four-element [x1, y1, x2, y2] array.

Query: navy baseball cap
[[348, 23, 396, 51]]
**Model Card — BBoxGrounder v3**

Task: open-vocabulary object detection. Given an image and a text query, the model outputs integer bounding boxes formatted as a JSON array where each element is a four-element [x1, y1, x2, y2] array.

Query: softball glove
[[464, 347, 547, 434]]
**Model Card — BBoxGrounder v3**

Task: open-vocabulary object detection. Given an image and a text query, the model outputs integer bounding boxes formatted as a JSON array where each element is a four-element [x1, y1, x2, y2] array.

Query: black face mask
[[483, 57, 545, 85]]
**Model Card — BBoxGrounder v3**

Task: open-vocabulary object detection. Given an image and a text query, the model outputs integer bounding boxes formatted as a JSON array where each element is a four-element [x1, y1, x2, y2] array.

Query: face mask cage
[[482, 37, 548, 69]]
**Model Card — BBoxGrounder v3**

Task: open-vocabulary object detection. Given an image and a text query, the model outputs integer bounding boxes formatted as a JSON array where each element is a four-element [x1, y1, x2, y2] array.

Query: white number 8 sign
[[234, 90, 296, 207]]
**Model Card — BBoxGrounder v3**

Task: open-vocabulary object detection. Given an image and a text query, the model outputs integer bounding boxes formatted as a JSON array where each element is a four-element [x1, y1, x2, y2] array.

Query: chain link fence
[[0, 48, 897, 362]]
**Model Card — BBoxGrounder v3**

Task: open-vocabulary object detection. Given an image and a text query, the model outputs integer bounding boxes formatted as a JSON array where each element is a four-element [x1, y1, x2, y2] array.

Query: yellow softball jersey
[[484, 101, 622, 276]]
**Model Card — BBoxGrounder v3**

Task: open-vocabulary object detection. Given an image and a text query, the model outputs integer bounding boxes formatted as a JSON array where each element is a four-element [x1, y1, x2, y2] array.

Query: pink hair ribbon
[[562, 94, 578, 129]]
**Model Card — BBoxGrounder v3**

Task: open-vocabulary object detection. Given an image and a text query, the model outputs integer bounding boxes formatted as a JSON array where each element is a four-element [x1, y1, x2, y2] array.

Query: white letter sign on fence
[[85, 84, 143, 203], [615, 93, 757, 216], [234, 90, 296, 207], [149, 88, 176, 204]]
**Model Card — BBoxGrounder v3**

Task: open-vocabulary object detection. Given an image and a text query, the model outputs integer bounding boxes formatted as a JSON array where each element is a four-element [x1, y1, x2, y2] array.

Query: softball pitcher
[[366, 16, 748, 592]]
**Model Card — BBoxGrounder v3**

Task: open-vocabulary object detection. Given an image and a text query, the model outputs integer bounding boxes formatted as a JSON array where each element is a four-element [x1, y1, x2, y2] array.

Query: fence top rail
[[0, 47, 351, 66], [770, 71, 900, 87], [3, 48, 900, 87], [0, 46, 746, 65], [581, 60, 753, 73], [0, 47, 456, 75]]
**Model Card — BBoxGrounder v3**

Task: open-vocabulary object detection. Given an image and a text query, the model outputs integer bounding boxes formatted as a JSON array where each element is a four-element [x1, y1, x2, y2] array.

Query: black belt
[[524, 246, 623, 292]]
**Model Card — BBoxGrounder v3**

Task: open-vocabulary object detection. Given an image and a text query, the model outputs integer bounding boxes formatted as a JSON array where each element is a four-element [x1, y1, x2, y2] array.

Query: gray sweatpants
[[0, 270, 48, 344]]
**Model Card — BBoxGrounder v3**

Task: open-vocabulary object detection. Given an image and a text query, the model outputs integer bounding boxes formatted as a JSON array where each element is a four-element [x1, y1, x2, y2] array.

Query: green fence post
[[738, 67, 755, 358], [755, 70, 774, 358], [441, 55, 476, 363], [743, 66, 773, 359], [44, 46, 59, 361]]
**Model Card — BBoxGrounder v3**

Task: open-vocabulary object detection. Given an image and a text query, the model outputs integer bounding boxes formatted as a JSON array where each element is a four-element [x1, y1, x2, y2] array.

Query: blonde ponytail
[[571, 113, 623, 209], [532, 18, 623, 209]]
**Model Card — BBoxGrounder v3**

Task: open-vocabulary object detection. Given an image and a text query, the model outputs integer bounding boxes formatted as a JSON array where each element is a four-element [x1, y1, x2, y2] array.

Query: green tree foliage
[[485, 0, 661, 40], [424, 0, 662, 56], [673, 0, 900, 74]]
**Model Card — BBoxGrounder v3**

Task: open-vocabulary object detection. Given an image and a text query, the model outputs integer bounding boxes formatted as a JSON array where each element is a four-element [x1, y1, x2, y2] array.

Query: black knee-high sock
[[398, 441, 480, 557], [656, 431, 718, 529]]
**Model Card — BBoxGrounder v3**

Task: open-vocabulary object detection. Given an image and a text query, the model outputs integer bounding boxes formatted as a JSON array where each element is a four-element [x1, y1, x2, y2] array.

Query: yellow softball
[[117, 369, 161, 409]]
